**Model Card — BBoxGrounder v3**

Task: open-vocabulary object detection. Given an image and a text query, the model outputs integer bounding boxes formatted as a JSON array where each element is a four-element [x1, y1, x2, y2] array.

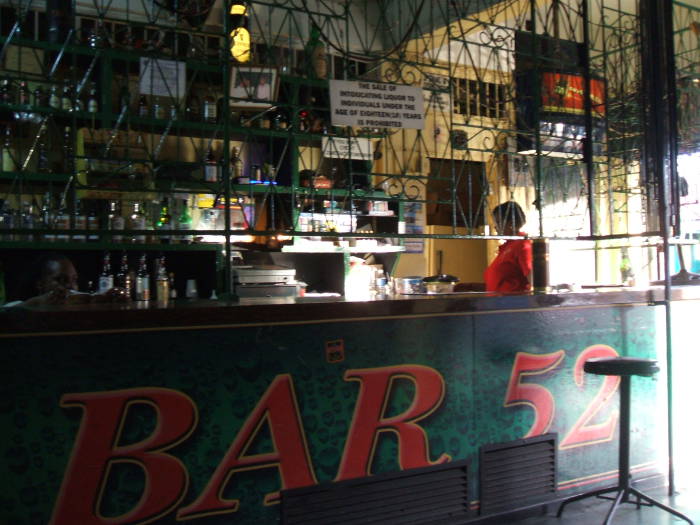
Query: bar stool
[[557, 357, 694, 525]]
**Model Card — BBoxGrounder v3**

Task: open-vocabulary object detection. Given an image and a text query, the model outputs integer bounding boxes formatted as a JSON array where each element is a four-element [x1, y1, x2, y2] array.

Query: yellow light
[[229, 3, 250, 63]]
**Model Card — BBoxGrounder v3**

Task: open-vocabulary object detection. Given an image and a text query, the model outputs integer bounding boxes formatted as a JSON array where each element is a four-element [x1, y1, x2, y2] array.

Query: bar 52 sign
[[49, 345, 622, 524]]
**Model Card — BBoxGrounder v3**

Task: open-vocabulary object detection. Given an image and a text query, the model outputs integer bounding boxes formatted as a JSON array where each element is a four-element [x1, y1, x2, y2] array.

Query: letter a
[[178, 374, 315, 520]]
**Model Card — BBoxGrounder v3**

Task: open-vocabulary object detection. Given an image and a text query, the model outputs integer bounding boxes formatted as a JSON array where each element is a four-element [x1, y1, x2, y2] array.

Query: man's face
[[37, 260, 78, 294]]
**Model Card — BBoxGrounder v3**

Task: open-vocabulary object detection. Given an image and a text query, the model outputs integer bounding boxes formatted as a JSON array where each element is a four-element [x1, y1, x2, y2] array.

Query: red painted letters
[[177, 374, 316, 520], [504, 351, 566, 437], [50, 388, 197, 525], [336, 365, 450, 480]]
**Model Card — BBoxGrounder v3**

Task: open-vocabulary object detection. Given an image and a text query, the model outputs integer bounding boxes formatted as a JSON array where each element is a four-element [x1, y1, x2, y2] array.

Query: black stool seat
[[557, 357, 693, 525], [584, 357, 659, 377]]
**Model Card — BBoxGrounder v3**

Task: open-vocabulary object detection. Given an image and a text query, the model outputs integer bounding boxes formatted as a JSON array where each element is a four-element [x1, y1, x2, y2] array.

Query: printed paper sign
[[139, 58, 186, 99], [322, 136, 373, 161], [330, 80, 425, 129]]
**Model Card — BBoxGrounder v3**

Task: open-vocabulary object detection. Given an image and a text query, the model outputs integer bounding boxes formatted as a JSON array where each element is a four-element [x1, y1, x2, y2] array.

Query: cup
[[185, 279, 198, 299]]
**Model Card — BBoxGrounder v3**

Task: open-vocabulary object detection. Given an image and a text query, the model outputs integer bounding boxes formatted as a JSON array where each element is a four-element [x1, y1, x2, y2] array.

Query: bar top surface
[[2, 286, 699, 335]]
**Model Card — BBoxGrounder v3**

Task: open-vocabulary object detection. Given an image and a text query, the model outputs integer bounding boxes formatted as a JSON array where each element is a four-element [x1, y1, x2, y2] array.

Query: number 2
[[559, 344, 620, 449]]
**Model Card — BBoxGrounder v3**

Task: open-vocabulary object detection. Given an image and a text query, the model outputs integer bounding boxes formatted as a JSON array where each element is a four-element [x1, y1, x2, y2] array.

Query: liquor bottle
[[98, 252, 114, 293], [203, 92, 217, 123], [230, 147, 244, 182], [305, 26, 327, 79], [18, 81, 30, 106], [155, 256, 170, 303], [47, 0, 73, 44], [86, 82, 99, 113], [73, 199, 87, 242], [138, 95, 149, 117], [40, 192, 55, 242], [186, 93, 201, 122], [152, 96, 165, 120], [0, 79, 12, 104], [273, 108, 289, 130], [0, 201, 14, 241], [108, 200, 125, 243], [204, 146, 218, 182], [54, 201, 70, 242], [135, 253, 150, 301], [128, 202, 147, 243], [156, 198, 172, 243], [48, 84, 61, 109], [87, 203, 99, 242], [36, 127, 50, 173], [175, 199, 193, 244], [33, 85, 46, 107], [116, 252, 133, 295], [63, 126, 74, 174], [2, 126, 17, 172], [118, 85, 131, 114], [61, 79, 73, 111], [168, 272, 177, 300], [20, 202, 36, 241], [228, 2, 251, 63]]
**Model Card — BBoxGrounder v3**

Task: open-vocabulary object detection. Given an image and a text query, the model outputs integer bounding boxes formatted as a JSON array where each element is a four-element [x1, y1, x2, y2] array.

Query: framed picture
[[230, 66, 279, 109]]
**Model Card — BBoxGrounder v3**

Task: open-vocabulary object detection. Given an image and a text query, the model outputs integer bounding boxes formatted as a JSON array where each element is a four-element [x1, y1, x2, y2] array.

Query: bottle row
[[96, 251, 177, 303], [0, 196, 194, 244]]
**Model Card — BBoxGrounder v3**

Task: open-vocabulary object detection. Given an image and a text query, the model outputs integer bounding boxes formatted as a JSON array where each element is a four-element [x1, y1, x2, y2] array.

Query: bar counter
[[1, 286, 698, 524], [2, 285, 698, 334]]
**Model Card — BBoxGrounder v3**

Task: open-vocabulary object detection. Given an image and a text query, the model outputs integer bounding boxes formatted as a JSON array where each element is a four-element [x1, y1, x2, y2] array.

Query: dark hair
[[492, 201, 526, 231], [16, 252, 72, 300]]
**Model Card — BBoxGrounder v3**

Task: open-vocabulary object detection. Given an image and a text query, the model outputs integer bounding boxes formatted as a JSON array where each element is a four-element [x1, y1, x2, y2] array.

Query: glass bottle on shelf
[[86, 82, 99, 114], [33, 85, 46, 108], [49, 84, 61, 109], [152, 96, 165, 120], [138, 94, 149, 117], [61, 79, 73, 111], [20, 202, 36, 242], [0, 201, 15, 241], [156, 256, 170, 303], [87, 203, 99, 242], [73, 199, 87, 242], [40, 192, 55, 242], [204, 146, 218, 182], [54, 201, 70, 242], [98, 252, 114, 293], [230, 147, 243, 182], [175, 199, 193, 244], [169, 272, 177, 299], [63, 126, 74, 174], [203, 92, 217, 123], [156, 198, 172, 243], [306, 26, 327, 79], [2, 126, 17, 172], [116, 252, 133, 295], [18, 81, 30, 106], [186, 93, 201, 122], [36, 127, 50, 173], [0, 79, 13, 104], [108, 200, 125, 243], [129, 202, 147, 243], [135, 253, 150, 301], [118, 85, 131, 114]]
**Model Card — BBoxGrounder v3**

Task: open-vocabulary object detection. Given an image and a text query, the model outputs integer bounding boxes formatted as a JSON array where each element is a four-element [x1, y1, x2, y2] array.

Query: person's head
[[258, 75, 267, 85], [19, 253, 78, 299], [492, 201, 526, 236]]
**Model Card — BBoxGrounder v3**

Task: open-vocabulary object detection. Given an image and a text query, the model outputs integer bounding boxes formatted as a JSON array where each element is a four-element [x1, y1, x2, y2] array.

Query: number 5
[[504, 351, 566, 438]]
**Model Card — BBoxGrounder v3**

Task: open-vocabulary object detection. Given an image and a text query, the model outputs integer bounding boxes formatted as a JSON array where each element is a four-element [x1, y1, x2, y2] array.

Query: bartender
[[2, 252, 127, 308], [455, 201, 532, 293]]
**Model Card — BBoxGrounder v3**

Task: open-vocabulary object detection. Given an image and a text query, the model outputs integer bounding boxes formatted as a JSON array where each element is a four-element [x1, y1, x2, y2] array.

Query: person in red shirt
[[455, 201, 532, 293]]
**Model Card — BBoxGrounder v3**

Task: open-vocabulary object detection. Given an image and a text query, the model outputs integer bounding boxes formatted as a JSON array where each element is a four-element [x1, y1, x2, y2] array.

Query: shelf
[[0, 241, 221, 251]]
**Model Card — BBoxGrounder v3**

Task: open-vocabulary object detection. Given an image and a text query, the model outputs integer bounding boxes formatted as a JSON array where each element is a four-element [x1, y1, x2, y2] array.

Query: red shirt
[[484, 234, 532, 292]]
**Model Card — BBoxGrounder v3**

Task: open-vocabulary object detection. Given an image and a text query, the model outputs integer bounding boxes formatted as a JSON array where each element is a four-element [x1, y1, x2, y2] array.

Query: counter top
[[2, 286, 700, 335]]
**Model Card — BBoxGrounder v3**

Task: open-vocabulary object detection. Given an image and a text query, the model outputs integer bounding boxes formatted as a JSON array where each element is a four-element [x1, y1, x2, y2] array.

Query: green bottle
[[0, 261, 6, 305], [175, 199, 193, 244]]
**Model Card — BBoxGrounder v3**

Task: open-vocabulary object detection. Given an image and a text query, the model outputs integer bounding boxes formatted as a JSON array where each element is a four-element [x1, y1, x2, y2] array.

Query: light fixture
[[229, 2, 250, 63]]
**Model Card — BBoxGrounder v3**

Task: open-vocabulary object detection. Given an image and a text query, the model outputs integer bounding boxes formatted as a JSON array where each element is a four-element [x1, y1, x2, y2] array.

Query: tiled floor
[[501, 484, 699, 524]]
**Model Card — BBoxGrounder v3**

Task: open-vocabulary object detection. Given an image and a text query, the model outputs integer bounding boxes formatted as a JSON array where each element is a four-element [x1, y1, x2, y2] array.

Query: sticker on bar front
[[325, 339, 345, 363]]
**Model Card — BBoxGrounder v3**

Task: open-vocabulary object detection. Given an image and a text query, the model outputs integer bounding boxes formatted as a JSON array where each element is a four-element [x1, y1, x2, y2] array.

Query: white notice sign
[[322, 136, 373, 161], [329, 80, 425, 130], [139, 58, 186, 99]]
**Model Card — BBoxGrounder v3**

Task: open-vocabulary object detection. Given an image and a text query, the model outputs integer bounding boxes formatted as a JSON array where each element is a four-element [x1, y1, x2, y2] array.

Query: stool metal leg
[[557, 376, 695, 524]]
